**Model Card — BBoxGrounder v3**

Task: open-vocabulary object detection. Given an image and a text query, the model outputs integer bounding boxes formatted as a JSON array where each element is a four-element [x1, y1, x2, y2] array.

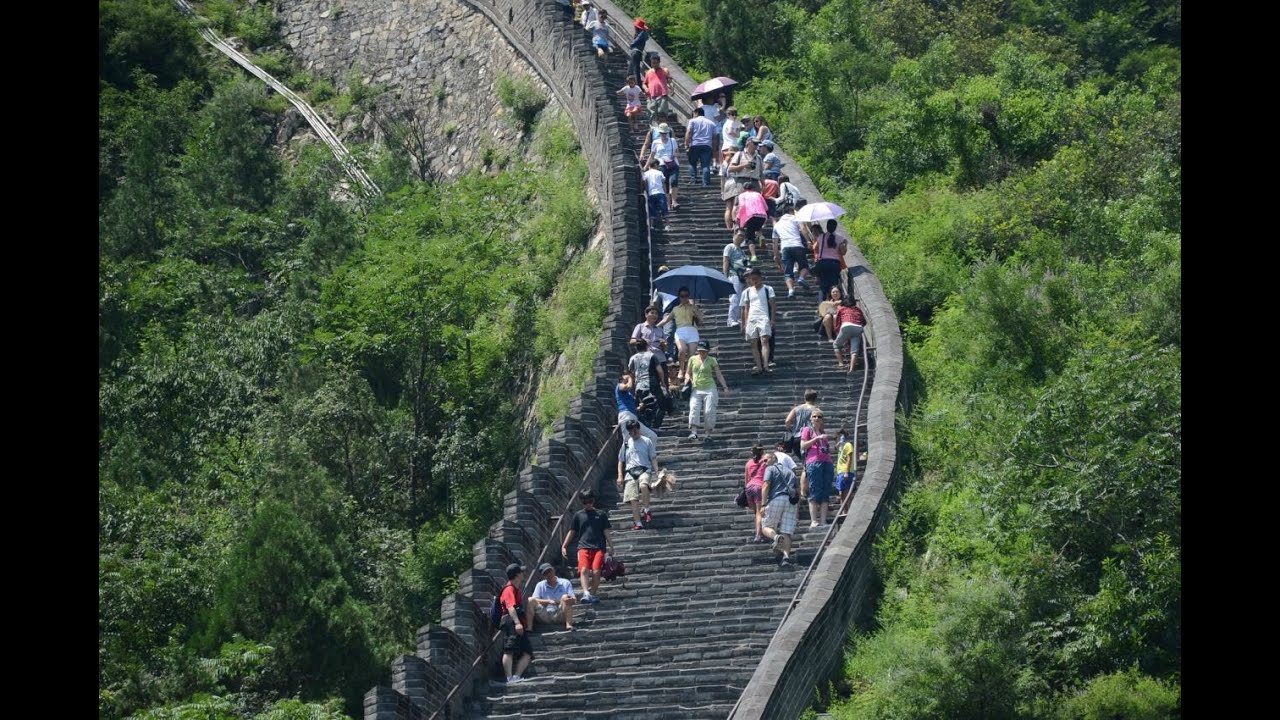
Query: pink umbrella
[[692, 76, 739, 98]]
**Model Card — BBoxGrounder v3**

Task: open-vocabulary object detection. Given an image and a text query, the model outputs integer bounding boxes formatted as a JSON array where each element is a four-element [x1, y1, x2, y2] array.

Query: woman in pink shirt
[[799, 409, 834, 527], [809, 218, 848, 303], [735, 180, 769, 260], [744, 444, 769, 542]]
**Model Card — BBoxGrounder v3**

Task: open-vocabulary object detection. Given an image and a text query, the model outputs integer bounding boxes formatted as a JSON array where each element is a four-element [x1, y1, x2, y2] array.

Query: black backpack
[[489, 594, 504, 629]]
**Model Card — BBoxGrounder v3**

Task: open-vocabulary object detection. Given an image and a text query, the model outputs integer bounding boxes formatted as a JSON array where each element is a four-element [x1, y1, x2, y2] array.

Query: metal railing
[[172, 0, 381, 199]]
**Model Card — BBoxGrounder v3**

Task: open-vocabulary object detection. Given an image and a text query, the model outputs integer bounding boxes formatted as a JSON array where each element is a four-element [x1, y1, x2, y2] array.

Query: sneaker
[[752, 534, 764, 543], [787, 288, 796, 298], [688, 430, 699, 440], [780, 555, 795, 567], [581, 594, 600, 605], [511, 675, 525, 683], [809, 521, 821, 528], [662, 223, 672, 231], [770, 535, 780, 553], [796, 278, 810, 290], [642, 508, 653, 524], [634, 522, 645, 531]]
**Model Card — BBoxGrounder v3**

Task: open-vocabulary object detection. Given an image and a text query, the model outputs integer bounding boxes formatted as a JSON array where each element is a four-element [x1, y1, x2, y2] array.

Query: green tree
[[1057, 667, 1180, 720], [198, 496, 379, 716], [699, 0, 778, 80], [100, 0, 206, 90]]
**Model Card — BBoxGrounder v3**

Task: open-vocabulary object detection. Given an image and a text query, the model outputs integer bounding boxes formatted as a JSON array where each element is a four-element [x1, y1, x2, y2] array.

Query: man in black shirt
[[561, 490, 614, 604]]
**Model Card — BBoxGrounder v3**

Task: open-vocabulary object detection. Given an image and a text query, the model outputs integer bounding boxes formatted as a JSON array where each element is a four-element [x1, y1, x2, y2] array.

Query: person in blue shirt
[[616, 372, 659, 444], [761, 141, 784, 180], [629, 18, 650, 86]]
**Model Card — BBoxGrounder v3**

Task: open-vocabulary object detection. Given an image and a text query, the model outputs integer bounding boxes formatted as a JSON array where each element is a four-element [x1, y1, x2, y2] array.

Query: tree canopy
[[617, 0, 1180, 715], [99, 3, 604, 717]]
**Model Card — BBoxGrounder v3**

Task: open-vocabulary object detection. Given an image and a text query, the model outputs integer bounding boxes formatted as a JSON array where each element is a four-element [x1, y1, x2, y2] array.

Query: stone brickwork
[[308, 1, 654, 718], [277, 0, 555, 177]]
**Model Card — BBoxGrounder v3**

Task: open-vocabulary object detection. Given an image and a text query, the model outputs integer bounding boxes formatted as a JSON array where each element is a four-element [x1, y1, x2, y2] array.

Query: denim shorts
[[781, 246, 809, 279]]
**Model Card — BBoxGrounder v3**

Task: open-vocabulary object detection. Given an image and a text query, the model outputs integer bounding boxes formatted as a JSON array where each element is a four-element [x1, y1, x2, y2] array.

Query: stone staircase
[[466, 31, 875, 720]]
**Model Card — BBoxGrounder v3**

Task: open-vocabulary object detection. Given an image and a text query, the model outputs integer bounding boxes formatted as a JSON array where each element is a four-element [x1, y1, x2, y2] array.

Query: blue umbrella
[[653, 265, 736, 301]]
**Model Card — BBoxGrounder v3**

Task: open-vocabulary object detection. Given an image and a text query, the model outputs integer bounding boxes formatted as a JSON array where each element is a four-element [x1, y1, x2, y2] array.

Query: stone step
[[468, 28, 876, 720]]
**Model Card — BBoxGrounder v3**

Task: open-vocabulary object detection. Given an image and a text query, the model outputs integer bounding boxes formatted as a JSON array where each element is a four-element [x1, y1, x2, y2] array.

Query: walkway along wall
[[585, 2, 906, 717], [346, 0, 652, 718], [350, 0, 905, 717]]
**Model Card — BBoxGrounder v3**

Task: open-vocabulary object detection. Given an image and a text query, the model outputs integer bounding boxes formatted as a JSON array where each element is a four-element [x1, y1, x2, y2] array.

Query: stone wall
[[277, 0, 556, 177], [321, 0, 653, 717]]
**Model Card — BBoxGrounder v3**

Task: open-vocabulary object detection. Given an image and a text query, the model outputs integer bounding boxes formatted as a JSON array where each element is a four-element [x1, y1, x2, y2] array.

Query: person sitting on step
[[529, 562, 578, 632]]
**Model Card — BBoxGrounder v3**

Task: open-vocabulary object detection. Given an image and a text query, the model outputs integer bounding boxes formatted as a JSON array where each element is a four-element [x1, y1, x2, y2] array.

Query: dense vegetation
[[99, 1, 605, 717], [621, 0, 1180, 716]]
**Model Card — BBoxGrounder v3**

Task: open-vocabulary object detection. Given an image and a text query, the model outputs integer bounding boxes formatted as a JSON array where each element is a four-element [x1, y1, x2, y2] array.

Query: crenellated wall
[[288, 0, 657, 717]]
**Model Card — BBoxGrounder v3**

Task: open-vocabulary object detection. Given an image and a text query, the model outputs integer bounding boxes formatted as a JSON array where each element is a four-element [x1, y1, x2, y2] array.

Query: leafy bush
[[1057, 668, 1180, 720], [496, 74, 547, 134], [534, 250, 609, 428]]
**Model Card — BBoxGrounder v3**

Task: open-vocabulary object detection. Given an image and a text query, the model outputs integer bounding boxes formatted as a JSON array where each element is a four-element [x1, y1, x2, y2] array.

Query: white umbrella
[[795, 202, 847, 223]]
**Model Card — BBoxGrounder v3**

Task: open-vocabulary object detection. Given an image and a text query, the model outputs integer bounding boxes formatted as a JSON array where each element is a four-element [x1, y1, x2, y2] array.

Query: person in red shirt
[[499, 563, 533, 683], [830, 298, 866, 373], [644, 56, 673, 122]]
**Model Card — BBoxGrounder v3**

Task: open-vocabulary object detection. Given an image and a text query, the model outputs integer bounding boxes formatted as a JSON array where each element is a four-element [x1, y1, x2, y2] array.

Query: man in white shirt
[[773, 440, 805, 491], [772, 204, 812, 298], [739, 268, 776, 374], [642, 158, 670, 231], [530, 562, 577, 631]]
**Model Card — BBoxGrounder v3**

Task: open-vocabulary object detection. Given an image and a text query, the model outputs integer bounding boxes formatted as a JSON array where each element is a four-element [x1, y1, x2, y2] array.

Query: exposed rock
[[276, 0, 556, 175]]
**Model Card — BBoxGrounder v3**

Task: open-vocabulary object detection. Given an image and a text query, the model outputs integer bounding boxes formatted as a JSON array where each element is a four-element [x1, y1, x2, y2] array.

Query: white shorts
[[745, 317, 772, 339], [535, 604, 565, 623], [674, 326, 700, 345]]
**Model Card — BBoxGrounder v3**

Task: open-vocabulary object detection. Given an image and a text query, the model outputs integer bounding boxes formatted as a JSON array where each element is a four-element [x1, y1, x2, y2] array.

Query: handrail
[[726, 330, 873, 720], [629, 148, 655, 296], [427, 428, 622, 720], [171, 0, 381, 199]]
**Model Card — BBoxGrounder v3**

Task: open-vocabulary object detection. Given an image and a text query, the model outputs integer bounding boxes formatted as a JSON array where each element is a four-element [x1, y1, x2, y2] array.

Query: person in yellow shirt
[[834, 427, 857, 503], [659, 287, 704, 385]]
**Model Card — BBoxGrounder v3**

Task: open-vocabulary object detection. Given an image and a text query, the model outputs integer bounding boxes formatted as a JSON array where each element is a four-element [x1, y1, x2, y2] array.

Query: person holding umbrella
[[810, 218, 848, 302], [659, 286, 704, 385], [686, 340, 730, 441]]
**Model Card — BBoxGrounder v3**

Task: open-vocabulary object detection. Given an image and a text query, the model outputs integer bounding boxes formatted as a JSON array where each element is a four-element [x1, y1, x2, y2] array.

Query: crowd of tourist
[[494, 6, 872, 680]]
